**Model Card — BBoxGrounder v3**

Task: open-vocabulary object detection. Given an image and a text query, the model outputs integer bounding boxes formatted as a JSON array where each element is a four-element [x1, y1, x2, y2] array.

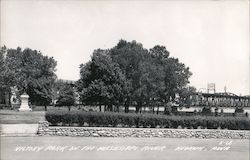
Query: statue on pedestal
[[18, 92, 32, 111]]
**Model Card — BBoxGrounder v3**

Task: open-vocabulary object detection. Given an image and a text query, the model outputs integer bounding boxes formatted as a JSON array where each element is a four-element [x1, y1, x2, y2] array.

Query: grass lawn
[[0, 110, 45, 124], [0, 106, 81, 124]]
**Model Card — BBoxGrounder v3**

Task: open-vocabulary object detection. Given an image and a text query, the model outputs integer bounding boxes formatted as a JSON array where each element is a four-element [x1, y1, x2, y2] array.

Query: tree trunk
[[136, 101, 142, 113], [116, 105, 119, 112], [99, 104, 102, 112], [124, 100, 129, 113], [8, 91, 12, 109], [156, 104, 159, 115], [108, 104, 112, 112]]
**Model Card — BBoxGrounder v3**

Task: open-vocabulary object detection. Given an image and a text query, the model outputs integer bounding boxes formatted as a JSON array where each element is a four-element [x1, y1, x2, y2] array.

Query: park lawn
[[0, 110, 45, 124], [0, 106, 80, 124], [0, 105, 85, 124]]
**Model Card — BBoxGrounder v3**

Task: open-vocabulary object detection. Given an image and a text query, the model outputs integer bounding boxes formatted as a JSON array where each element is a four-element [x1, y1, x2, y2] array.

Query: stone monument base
[[18, 93, 32, 111], [18, 106, 32, 111]]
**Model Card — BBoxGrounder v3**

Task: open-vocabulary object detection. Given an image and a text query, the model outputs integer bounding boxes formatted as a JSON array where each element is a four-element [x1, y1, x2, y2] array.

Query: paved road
[[1, 137, 249, 160]]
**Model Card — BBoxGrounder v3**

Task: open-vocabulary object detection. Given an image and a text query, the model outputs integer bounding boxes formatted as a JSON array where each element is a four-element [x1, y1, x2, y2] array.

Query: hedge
[[45, 110, 250, 130]]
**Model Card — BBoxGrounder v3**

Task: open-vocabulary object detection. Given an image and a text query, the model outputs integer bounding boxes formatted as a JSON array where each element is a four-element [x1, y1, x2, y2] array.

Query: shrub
[[206, 118, 219, 129], [202, 107, 212, 116], [45, 111, 250, 130], [235, 107, 244, 113]]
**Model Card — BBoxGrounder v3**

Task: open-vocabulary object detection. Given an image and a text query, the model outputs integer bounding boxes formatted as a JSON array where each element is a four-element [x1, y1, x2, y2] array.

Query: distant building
[[189, 92, 250, 107]]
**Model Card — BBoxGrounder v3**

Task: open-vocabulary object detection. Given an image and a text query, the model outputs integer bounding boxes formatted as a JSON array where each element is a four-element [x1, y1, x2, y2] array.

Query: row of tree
[[0, 40, 195, 112], [76, 40, 196, 113], [0, 46, 75, 109]]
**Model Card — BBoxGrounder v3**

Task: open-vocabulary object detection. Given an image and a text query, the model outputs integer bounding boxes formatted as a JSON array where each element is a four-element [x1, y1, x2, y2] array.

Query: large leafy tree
[[56, 83, 76, 110], [77, 49, 128, 111], [0, 46, 6, 89], [149, 45, 192, 113], [3, 47, 57, 107], [0, 46, 8, 104], [77, 40, 193, 113], [109, 40, 150, 112], [0, 46, 6, 76], [178, 86, 196, 107]]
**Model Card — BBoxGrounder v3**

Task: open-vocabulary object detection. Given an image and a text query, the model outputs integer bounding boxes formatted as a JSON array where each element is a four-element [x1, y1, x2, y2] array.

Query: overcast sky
[[1, 0, 249, 95]]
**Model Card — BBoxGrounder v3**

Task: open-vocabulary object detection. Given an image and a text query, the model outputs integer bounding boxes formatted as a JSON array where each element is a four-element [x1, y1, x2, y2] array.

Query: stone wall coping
[[47, 126, 250, 132]]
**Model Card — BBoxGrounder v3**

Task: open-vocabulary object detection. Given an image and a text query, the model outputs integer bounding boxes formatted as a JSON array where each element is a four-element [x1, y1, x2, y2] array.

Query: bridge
[[189, 92, 250, 107]]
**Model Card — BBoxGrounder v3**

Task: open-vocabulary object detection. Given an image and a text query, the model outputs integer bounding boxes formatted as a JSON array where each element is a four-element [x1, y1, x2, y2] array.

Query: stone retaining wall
[[38, 121, 250, 139]]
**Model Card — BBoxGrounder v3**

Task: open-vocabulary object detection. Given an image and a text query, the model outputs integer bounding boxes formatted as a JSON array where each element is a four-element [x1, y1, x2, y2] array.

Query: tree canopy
[[77, 40, 194, 113], [56, 83, 76, 107], [77, 49, 128, 110], [0, 46, 9, 92], [1, 46, 57, 106]]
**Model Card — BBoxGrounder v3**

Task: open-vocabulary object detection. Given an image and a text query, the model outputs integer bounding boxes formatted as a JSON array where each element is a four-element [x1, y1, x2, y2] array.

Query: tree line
[[76, 40, 195, 113], [0, 46, 57, 108], [0, 40, 195, 112]]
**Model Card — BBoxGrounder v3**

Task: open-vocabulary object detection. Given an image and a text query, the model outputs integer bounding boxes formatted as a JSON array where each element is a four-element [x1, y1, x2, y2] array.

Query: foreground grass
[[0, 110, 45, 124]]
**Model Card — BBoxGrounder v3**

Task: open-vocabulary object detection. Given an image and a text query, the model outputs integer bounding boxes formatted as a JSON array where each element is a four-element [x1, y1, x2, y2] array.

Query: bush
[[235, 107, 244, 113], [45, 110, 250, 130], [202, 107, 212, 116]]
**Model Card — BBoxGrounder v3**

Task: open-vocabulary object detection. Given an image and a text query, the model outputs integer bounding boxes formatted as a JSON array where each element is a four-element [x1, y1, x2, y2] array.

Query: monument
[[19, 93, 32, 111]]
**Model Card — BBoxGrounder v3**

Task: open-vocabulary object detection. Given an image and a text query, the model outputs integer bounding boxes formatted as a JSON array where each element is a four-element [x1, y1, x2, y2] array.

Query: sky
[[1, 0, 249, 95]]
